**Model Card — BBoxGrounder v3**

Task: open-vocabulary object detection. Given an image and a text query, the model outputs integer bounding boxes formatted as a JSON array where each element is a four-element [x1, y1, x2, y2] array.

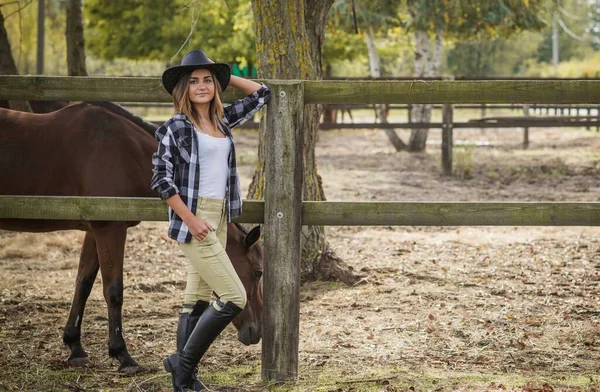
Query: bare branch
[[2, 0, 33, 20]]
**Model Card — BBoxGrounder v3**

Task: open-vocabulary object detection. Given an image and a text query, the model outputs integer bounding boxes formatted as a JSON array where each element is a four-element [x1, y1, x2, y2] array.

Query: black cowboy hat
[[161, 50, 231, 95]]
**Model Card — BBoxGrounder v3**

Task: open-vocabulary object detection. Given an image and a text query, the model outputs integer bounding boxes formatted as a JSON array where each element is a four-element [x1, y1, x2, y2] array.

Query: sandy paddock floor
[[1, 123, 600, 391]]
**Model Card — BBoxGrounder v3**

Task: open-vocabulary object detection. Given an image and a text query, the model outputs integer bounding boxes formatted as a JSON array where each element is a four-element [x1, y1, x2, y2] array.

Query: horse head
[[226, 223, 263, 345]]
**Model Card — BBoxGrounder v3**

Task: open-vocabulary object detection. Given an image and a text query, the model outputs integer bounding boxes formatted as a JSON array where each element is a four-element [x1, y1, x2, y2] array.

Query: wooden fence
[[1, 76, 600, 382], [134, 100, 600, 173]]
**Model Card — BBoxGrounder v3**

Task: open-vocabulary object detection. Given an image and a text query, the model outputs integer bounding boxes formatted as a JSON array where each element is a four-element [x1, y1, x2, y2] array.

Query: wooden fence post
[[523, 103, 530, 149], [442, 103, 453, 175], [262, 81, 304, 382], [480, 103, 486, 133]]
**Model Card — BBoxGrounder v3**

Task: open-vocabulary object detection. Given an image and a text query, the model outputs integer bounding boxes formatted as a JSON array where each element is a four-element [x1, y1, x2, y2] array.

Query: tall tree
[[329, 0, 406, 151], [448, 31, 545, 77], [405, 0, 546, 151], [2, 0, 68, 76], [406, 1, 443, 152], [66, 0, 87, 76], [322, 12, 365, 76], [0, 7, 32, 111], [587, 0, 600, 49], [250, 0, 357, 284], [84, 0, 255, 67]]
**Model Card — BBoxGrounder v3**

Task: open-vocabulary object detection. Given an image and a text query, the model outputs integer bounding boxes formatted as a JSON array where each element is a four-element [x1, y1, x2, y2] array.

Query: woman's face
[[188, 68, 215, 106]]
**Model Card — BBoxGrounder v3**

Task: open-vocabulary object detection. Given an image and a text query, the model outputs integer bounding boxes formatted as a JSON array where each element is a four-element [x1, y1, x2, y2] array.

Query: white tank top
[[196, 131, 231, 199]]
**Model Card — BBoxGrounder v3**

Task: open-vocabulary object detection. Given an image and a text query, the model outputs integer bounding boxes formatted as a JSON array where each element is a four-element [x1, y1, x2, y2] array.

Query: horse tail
[[84, 101, 159, 136]]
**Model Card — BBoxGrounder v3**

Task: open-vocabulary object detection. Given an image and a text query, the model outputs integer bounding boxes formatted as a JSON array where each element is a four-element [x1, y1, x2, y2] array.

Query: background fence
[[1, 76, 600, 381]]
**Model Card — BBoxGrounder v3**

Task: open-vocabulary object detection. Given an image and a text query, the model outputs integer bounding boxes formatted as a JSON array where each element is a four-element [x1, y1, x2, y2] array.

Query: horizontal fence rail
[[0, 196, 263, 223], [303, 80, 600, 104], [2, 76, 600, 104], [2, 196, 600, 226], [317, 120, 600, 130]]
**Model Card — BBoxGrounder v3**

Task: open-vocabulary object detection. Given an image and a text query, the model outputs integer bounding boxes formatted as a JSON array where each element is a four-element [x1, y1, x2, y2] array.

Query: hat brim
[[162, 63, 231, 95]]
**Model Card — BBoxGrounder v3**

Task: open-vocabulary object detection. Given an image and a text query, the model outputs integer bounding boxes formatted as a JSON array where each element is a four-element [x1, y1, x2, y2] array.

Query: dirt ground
[[2, 121, 600, 391]]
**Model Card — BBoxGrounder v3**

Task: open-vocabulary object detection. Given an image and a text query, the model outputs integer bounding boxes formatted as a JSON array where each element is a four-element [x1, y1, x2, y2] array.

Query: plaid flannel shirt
[[151, 83, 271, 243]]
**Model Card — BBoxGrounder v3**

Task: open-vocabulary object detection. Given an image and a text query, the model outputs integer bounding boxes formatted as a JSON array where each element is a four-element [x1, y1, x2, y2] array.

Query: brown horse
[[0, 102, 264, 373]]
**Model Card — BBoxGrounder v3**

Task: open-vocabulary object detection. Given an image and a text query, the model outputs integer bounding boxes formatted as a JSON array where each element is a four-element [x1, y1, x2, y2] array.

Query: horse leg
[[91, 221, 140, 374], [63, 231, 99, 366]]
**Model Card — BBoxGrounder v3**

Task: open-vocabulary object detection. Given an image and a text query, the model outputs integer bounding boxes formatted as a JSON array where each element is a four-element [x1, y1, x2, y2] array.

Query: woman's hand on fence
[[186, 216, 215, 241]]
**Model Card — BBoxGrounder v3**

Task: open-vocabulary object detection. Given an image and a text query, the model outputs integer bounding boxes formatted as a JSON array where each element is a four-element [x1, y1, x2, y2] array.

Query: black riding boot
[[164, 300, 242, 392], [176, 300, 210, 391]]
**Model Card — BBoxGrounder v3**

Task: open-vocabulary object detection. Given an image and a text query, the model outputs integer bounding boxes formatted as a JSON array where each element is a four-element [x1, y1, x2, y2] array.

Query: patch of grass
[[0, 367, 107, 391], [453, 145, 475, 180], [263, 368, 600, 392], [0, 365, 180, 392], [486, 168, 501, 182], [202, 363, 262, 389], [2, 363, 600, 392]]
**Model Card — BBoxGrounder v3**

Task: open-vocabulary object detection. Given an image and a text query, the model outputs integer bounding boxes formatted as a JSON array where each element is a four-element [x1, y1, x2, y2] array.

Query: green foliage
[[322, 28, 366, 74], [323, 0, 404, 74], [407, 0, 548, 39], [3, 0, 68, 75], [324, 0, 410, 76], [84, 0, 255, 66], [536, 0, 600, 63], [85, 0, 178, 61], [588, 0, 600, 49], [324, 26, 415, 77], [524, 51, 600, 77], [447, 31, 544, 76], [2, 0, 599, 79], [447, 0, 600, 77], [329, 0, 404, 34], [453, 145, 475, 180]]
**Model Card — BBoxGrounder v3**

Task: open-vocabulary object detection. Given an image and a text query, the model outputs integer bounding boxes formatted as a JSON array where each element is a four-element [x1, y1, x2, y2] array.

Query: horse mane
[[84, 101, 158, 137], [234, 222, 248, 234]]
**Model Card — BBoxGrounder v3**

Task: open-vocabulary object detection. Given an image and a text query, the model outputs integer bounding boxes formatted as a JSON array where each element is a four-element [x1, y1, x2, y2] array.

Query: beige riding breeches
[[178, 197, 247, 311]]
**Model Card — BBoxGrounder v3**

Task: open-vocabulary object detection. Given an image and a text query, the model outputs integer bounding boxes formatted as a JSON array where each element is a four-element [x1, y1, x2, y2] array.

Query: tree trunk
[[322, 64, 336, 124], [430, 27, 444, 76], [0, 9, 32, 112], [250, 0, 357, 285], [66, 0, 87, 76], [408, 29, 430, 152], [365, 26, 405, 152]]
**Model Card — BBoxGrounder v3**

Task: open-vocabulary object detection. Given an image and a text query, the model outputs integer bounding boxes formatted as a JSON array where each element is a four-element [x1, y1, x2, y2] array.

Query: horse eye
[[255, 270, 263, 279]]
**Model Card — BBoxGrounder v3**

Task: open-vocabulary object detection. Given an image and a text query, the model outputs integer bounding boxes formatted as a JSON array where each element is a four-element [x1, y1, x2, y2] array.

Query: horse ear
[[245, 226, 261, 249]]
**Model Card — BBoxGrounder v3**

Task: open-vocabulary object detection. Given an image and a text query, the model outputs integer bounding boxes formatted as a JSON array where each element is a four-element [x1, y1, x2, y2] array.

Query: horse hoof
[[67, 356, 91, 367], [118, 364, 141, 375]]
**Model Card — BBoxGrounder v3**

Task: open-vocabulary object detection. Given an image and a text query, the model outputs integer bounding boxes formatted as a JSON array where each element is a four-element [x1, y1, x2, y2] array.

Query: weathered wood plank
[[0, 75, 252, 102], [3, 196, 600, 226], [2, 76, 600, 104], [318, 120, 600, 130], [302, 202, 600, 226], [262, 82, 304, 381], [304, 80, 600, 104], [441, 104, 453, 175], [0, 196, 264, 223]]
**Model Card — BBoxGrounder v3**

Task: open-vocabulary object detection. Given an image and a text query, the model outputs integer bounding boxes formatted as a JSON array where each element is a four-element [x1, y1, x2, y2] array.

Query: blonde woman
[[151, 50, 270, 391]]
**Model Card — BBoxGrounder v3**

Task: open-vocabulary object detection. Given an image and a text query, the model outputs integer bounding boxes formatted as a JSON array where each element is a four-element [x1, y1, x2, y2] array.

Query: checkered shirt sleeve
[[223, 83, 271, 129], [150, 124, 179, 200]]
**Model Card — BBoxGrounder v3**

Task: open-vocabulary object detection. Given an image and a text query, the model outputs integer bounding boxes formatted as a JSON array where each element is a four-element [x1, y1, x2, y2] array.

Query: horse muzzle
[[237, 322, 261, 345]]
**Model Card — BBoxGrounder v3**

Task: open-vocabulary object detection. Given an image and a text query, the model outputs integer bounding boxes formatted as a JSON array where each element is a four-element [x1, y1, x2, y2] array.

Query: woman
[[151, 49, 270, 391]]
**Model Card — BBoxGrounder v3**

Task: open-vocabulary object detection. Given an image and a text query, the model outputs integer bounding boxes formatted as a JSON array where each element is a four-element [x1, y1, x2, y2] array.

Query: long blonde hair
[[172, 70, 224, 131]]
